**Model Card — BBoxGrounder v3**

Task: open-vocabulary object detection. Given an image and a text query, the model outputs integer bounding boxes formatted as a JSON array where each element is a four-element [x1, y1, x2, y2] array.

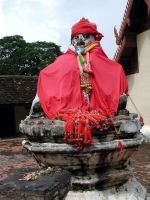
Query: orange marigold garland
[[57, 108, 110, 150]]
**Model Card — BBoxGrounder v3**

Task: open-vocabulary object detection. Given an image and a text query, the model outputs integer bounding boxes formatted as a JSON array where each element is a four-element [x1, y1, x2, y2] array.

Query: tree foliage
[[0, 35, 63, 75]]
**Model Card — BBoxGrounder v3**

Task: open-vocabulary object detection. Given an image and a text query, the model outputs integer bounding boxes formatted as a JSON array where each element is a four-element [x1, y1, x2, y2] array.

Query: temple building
[[114, 0, 150, 141], [0, 76, 37, 138]]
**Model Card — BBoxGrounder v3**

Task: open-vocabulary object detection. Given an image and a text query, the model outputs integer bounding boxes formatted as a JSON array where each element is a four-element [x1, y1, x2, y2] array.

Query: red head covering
[[71, 18, 104, 40]]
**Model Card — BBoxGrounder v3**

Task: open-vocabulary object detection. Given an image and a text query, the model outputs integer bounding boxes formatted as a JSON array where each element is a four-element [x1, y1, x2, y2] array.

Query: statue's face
[[71, 33, 95, 49]]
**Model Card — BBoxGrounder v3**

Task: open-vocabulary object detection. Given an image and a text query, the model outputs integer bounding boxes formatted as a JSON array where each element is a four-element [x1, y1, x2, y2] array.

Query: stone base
[[0, 168, 71, 200], [141, 125, 150, 142], [65, 176, 150, 200]]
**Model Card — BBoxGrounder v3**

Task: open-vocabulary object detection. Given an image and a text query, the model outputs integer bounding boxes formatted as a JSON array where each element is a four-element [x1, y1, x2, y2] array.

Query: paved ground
[[0, 138, 150, 194]]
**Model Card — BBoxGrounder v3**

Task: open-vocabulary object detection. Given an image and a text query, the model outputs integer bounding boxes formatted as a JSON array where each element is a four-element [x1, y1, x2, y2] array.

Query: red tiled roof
[[0, 76, 38, 104]]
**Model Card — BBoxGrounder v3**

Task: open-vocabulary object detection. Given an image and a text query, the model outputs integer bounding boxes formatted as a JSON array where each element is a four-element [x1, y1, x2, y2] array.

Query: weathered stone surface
[[19, 118, 65, 142], [22, 132, 145, 191], [0, 168, 71, 200], [19, 113, 141, 144], [117, 109, 129, 116], [70, 167, 132, 191], [21, 112, 146, 190], [120, 118, 141, 133], [19, 112, 148, 199], [65, 176, 150, 200]]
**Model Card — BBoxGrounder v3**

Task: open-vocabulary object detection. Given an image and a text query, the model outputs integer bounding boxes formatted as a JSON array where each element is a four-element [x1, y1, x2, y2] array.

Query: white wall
[[126, 29, 150, 140]]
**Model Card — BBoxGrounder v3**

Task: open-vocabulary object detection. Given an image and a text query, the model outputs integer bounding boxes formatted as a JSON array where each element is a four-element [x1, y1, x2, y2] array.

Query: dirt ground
[[0, 138, 150, 194]]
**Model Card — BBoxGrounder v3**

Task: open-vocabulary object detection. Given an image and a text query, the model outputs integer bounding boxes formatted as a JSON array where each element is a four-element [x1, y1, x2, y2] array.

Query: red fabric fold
[[37, 45, 128, 119]]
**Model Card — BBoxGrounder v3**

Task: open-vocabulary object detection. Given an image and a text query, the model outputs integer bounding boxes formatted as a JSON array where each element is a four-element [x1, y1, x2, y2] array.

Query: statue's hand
[[118, 93, 127, 110], [117, 93, 129, 116]]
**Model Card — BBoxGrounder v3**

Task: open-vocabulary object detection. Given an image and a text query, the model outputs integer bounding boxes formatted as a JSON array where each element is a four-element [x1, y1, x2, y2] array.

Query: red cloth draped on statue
[[37, 45, 128, 119]]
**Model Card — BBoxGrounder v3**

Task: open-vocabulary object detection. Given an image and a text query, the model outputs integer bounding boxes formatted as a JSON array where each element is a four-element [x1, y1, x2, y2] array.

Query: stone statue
[[30, 18, 128, 118], [20, 18, 149, 200]]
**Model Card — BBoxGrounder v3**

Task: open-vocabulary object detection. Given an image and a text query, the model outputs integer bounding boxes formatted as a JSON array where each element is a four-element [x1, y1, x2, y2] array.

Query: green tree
[[0, 35, 63, 75]]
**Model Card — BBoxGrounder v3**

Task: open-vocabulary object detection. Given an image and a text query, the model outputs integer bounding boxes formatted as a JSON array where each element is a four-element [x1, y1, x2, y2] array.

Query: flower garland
[[57, 108, 110, 150], [78, 52, 93, 104], [57, 109, 124, 153], [73, 41, 99, 104], [64, 41, 125, 153]]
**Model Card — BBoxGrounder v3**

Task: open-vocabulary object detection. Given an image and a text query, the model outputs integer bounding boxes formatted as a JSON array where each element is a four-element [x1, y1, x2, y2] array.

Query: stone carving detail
[[114, 16, 130, 46], [114, 26, 121, 45]]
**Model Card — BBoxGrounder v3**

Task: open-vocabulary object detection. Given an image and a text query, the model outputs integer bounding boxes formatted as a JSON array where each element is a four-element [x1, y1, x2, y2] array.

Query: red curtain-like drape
[[37, 45, 128, 119]]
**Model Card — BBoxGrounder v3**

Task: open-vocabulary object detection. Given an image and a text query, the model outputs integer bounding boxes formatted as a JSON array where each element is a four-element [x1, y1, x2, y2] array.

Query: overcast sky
[[0, 0, 128, 59]]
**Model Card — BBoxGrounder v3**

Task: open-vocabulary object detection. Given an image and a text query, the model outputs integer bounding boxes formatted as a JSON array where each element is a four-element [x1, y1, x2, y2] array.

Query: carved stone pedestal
[[19, 113, 150, 199]]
